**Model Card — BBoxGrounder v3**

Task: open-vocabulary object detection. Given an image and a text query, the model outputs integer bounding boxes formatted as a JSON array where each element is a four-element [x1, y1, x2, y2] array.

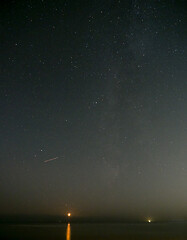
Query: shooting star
[[44, 157, 59, 163]]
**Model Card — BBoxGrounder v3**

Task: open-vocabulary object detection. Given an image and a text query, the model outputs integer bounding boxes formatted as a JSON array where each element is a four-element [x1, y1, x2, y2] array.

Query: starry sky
[[1, 0, 187, 221]]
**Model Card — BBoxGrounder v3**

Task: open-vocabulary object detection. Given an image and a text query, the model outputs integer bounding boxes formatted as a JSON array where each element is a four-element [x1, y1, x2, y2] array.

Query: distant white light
[[148, 219, 152, 223]]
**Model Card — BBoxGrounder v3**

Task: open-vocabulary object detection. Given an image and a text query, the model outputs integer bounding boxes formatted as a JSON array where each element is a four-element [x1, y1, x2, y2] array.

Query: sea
[[0, 222, 187, 240]]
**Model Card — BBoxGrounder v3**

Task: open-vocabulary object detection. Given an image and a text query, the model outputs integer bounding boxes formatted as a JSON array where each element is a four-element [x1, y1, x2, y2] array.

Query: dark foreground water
[[0, 222, 187, 240]]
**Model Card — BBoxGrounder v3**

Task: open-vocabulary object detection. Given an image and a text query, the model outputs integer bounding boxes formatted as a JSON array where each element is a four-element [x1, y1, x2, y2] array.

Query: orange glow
[[67, 213, 71, 217], [66, 223, 71, 240]]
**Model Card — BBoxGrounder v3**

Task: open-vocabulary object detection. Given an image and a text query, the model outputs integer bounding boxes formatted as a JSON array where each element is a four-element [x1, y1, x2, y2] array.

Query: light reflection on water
[[66, 223, 71, 240], [63, 222, 187, 240]]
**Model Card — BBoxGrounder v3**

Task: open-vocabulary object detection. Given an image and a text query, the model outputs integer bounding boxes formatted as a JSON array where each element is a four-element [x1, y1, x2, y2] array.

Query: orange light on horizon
[[67, 213, 71, 217]]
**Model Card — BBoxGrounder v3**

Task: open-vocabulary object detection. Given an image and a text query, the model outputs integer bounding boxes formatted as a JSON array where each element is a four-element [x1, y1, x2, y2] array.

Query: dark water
[[0, 222, 187, 240]]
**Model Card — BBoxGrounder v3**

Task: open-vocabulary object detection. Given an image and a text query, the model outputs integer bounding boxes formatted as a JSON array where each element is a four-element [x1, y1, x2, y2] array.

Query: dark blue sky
[[1, 0, 187, 221]]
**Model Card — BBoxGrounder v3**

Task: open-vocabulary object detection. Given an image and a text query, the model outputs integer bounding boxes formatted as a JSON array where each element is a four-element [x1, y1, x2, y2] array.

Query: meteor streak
[[44, 157, 59, 163]]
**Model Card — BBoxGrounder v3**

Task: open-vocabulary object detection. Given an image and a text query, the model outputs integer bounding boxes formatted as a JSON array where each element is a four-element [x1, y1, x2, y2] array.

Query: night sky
[[1, 0, 187, 221]]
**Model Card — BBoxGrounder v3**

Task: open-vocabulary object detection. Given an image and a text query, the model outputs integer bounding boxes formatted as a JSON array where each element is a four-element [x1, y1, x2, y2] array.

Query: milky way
[[1, 0, 186, 221]]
